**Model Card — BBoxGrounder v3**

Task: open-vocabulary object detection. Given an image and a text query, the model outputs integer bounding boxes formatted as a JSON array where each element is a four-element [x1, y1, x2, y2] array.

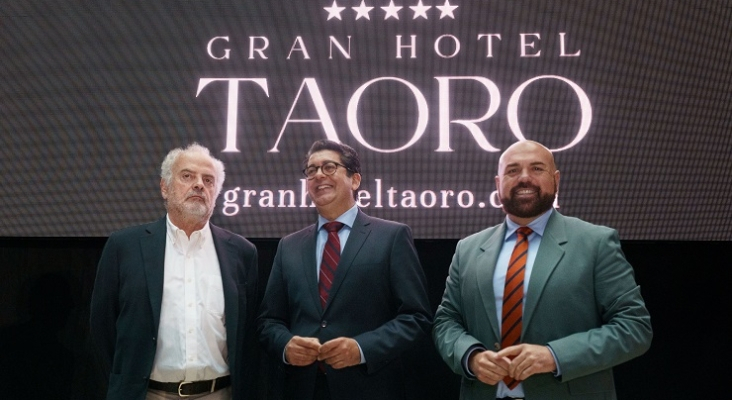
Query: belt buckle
[[177, 381, 194, 397]]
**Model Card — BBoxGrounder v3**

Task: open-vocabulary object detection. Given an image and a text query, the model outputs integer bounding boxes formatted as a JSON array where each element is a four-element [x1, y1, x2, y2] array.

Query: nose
[[192, 175, 205, 189], [518, 168, 530, 179]]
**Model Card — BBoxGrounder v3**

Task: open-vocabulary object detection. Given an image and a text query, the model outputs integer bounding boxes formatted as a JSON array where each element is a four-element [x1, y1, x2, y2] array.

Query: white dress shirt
[[149, 215, 229, 382]]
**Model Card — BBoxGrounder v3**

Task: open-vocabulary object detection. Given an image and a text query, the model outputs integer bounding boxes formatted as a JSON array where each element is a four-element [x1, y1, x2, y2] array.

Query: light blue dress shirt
[[494, 208, 554, 399]]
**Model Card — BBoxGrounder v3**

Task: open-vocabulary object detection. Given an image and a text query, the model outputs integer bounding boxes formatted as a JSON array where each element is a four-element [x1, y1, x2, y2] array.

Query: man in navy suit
[[90, 143, 258, 400], [257, 140, 433, 400]]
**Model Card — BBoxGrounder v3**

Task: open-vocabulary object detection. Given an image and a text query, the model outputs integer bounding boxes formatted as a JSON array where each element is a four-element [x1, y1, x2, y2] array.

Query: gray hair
[[160, 143, 226, 198]]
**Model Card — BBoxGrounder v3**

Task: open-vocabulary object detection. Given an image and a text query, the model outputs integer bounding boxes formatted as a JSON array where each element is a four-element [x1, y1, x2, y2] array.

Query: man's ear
[[351, 172, 362, 190], [160, 179, 168, 199]]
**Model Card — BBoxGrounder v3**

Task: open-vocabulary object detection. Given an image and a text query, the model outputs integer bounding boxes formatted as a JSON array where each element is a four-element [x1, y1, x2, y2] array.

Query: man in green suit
[[433, 140, 652, 400]]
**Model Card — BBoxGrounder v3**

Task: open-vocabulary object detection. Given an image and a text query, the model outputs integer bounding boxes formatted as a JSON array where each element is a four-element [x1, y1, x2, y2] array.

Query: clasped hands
[[285, 335, 361, 369], [468, 344, 557, 386]]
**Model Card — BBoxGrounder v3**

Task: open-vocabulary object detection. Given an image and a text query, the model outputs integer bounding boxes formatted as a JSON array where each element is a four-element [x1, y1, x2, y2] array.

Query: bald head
[[498, 140, 557, 174], [495, 140, 560, 225]]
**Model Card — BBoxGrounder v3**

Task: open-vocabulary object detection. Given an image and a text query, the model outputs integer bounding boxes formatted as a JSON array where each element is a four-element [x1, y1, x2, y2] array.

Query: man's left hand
[[318, 337, 361, 369], [497, 344, 557, 381]]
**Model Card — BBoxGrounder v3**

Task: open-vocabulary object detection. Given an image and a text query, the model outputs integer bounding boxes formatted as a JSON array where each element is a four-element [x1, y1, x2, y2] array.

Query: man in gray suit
[[90, 143, 259, 400], [433, 140, 652, 400], [257, 139, 432, 400]]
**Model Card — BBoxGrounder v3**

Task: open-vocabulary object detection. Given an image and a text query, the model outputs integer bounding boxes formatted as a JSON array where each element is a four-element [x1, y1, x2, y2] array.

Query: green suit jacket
[[433, 211, 652, 400]]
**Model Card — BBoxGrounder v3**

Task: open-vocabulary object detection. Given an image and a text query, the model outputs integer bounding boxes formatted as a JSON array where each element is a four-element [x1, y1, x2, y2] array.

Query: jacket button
[[321, 320, 328, 328]]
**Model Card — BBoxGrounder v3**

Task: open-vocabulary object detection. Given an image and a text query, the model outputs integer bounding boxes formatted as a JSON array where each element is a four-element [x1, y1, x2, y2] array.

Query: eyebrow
[[180, 169, 215, 178], [505, 161, 548, 169], [307, 159, 339, 167]]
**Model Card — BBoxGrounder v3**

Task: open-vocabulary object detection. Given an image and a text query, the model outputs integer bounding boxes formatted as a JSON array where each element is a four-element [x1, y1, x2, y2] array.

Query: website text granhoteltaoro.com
[[219, 178, 521, 216]]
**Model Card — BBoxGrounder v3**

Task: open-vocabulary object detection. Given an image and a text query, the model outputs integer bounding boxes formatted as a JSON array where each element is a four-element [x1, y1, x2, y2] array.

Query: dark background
[[2, 0, 731, 240], [1, 237, 729, 399]]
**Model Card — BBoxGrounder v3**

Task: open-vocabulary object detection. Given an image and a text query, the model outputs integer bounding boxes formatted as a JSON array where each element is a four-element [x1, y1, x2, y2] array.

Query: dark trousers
[[313, 372, 331, 400]]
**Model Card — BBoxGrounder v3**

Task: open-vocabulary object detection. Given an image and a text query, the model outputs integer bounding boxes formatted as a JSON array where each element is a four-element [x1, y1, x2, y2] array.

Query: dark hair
[[304, 139, 361, 176]]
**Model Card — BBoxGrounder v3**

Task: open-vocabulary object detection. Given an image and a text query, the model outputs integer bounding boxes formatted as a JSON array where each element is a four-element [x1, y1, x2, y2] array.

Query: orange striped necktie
[[501, 226, 533, 389]]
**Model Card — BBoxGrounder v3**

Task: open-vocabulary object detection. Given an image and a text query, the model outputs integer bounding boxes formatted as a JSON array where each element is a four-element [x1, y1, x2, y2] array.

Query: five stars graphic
[[324, 1, 459, 21]]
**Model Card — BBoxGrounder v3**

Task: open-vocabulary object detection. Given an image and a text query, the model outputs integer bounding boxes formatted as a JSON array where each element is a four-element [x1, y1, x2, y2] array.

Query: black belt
[[148, 375, 230, 397]]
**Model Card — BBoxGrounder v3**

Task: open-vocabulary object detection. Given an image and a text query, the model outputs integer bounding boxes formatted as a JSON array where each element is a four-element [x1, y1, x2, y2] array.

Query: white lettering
[[196, 78, 269, 152], [329, 36, 352, 59], [436, 76, 501, 152], [520, 33, 541, 57], [506, 75, 592, 151], [347, 77, 428, 153], [396, 35, 417, 59], [270, 78, 340, 152], [559, 33, 581, 57], [207, 36, 231, 60], [249, 36, 270, 59], [434, 35, 460, 58], [477, 34, 501, 57], [287, 36, 311, 60]]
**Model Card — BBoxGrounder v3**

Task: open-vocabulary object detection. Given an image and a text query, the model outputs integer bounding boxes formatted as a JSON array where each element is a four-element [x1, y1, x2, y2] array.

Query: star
[[324, 0, 346, 20], [353, 0, 374, 20], [435, 0, 458, 19], [382, 0, 403, 20], [410, 0, 432, 20]]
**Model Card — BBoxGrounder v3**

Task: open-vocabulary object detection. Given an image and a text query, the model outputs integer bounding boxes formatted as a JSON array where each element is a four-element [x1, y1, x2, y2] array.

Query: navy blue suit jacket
[[257, 210, 433, 400], [90, 218, 259, 400]]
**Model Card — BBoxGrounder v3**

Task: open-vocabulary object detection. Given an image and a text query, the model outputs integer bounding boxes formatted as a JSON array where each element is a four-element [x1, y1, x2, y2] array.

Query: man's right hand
[[468, 350, 511, 385], [285, 336, 322, 366]]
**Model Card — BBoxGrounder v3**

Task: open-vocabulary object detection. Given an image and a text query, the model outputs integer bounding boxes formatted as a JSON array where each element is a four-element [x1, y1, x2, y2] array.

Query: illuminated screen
[[2, 1, 731, 240]]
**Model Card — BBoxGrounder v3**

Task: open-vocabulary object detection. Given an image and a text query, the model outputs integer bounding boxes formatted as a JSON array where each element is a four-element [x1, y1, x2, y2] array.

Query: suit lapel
[[524, 212, 567, 331], [476, 225, 506, 341], [323, 211, 371, 312], [301, 225, 322, 310], [141, 218, 167, 332], [211, 225, 240, 367]]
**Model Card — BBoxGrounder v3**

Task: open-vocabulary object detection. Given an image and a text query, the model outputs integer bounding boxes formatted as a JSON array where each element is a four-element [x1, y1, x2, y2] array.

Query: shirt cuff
[[546, 345, 561, 377], [461, 344, 486, 378], [356, 341, 366, 364]]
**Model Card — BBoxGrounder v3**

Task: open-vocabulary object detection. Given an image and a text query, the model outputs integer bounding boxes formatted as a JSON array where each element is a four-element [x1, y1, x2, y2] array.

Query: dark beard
[[501, 185, 556, 219]]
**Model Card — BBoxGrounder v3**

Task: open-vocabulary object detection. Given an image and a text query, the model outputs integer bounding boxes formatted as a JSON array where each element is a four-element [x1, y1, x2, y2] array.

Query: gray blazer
[[433, 211, 652, 400]]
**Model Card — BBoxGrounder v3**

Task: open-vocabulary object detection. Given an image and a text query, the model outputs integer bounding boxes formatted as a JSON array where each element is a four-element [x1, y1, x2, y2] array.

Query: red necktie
[[318, 222, 344, 309], [501, 226, 533, 389]]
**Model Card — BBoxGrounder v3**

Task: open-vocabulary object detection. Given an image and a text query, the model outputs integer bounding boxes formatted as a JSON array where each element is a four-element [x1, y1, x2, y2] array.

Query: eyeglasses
[[302, 161, 351, 179]]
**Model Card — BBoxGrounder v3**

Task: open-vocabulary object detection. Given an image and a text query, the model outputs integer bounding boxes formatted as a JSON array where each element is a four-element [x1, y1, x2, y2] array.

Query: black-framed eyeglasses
[[302, 161, 351, 179]]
